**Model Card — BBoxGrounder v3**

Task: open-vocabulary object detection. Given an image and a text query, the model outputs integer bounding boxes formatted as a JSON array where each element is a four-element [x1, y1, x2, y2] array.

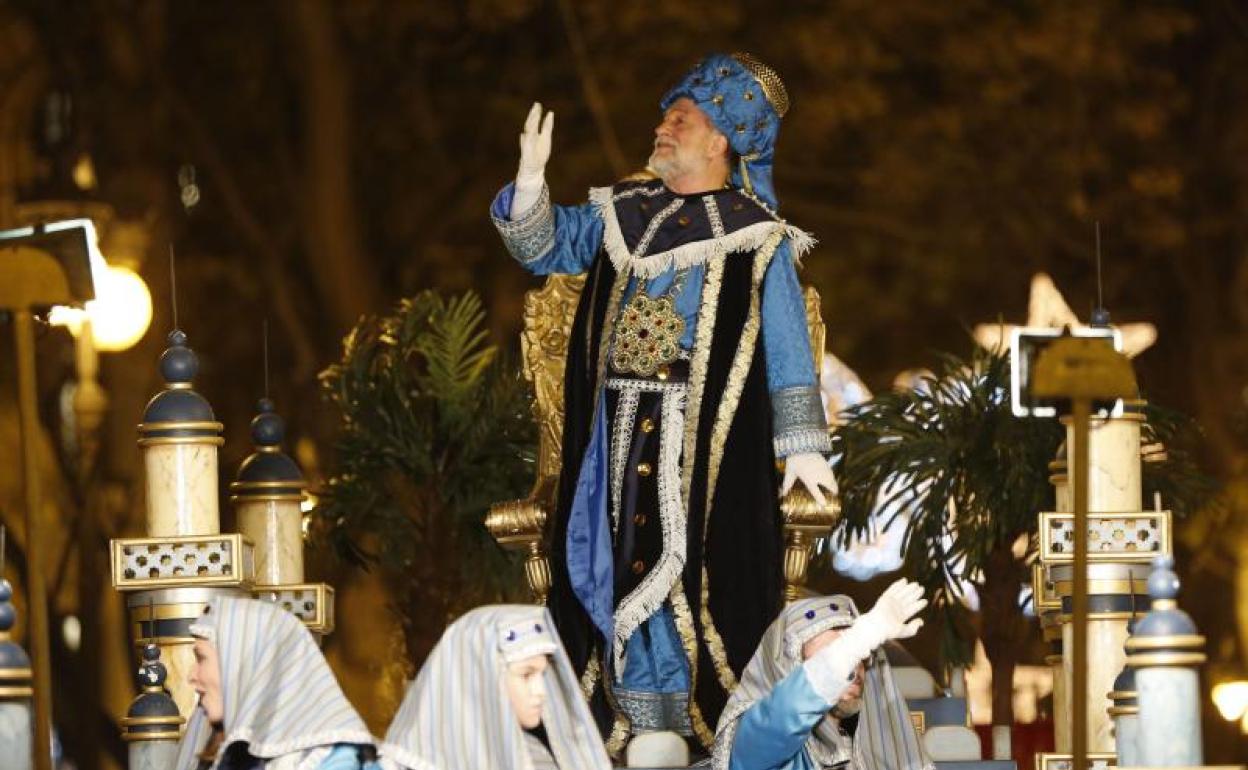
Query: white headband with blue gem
[[497, 617, 558, 663], [783, 595, 860, 661]]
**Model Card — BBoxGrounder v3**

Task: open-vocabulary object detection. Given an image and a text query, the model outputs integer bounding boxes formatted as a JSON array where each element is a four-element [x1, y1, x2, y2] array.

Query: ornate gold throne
[[485, 275, 840, 604]]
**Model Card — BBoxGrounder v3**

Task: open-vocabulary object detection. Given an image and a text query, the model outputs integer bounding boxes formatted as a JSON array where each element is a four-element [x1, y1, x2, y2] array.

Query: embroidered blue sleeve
[[728, 667, 831, 770], [317, 744, 364, 770], [491, 182, 604, 275], [762, 239, 831, 457]]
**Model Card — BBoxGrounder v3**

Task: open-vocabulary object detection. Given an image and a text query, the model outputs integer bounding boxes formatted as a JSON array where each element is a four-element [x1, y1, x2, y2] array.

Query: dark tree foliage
[[314, 290, 537, 664]]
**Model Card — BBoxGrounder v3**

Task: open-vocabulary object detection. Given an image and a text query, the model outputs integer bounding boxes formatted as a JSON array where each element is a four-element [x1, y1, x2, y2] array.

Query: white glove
[[511, 102, 554, 219], [845, 578, 927, 653], [803, 579, 927, 704], [780, 452, 838, 507]]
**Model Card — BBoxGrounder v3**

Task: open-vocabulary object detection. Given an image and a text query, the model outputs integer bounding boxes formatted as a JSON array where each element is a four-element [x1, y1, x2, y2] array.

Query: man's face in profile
[[649, 97, 727, 184]]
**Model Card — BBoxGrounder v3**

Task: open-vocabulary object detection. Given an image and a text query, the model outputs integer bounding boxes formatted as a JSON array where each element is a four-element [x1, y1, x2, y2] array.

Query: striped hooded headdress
[[173, 595, 375, 770], [713, 595, 933, 770], [378, 605, 611, 770]]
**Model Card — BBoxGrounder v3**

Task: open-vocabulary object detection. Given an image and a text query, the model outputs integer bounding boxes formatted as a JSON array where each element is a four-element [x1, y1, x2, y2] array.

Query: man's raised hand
[[860, 578, 927, 644], [517, 102, 554, 186]]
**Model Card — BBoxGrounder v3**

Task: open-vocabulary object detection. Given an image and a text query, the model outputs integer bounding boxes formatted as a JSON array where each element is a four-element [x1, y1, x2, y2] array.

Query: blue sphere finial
[[137, 642, 169, 689], [1147, 555, 1180, 602], [0, 579, 14, 632], [159, 329, 199, 385], [251, 399, 285, 447]]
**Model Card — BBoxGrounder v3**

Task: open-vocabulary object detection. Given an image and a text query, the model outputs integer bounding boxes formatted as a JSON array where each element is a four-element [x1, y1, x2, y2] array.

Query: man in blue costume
[[491, 53, 836, 755], [713, 583, 933, 770]]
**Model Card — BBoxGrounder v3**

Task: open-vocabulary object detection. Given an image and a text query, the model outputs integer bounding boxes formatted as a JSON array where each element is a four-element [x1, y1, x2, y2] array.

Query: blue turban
[[660, 52, 789, 210]]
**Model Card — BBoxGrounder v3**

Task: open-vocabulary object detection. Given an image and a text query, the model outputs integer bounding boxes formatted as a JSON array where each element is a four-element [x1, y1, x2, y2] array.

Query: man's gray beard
[[832, 698, 863, 719], [647, 150, 683, 184]]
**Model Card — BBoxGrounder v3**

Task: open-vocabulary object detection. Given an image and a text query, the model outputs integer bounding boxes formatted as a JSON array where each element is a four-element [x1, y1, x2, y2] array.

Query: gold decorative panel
[[254, 583, 335, 634], [1032, 562, 1061, 612], [111, 534, 254, 590], [1039, 511, 1172, 564]]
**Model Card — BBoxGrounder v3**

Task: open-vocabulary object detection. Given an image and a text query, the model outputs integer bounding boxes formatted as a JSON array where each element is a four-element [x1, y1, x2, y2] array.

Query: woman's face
[[189, 637, 225, 724], [505, 654, 549, 729]]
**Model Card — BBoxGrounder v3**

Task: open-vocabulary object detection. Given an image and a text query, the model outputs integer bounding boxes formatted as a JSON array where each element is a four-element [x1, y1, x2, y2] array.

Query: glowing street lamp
[[45, 218, 152, 353], [50, 264, 152, 351], [1212, 680, 1248, 734]]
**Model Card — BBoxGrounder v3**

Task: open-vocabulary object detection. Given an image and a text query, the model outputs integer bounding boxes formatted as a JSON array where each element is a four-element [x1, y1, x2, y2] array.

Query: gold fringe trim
[[605, 710, 631, 758], [681, 241, 724, 515], [668, 235, 725, 743], [669, 582, 717, 750], [701, 230, 781, 543], [701, 562, 738, 693], [598, 648, 633, 758], [580, 653, 601, 700], [697, 231, 783, 692]]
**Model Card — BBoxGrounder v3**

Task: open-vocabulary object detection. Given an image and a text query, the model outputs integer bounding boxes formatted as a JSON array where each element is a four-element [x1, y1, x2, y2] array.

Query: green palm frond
[[314, 290, 535, 597], [407, 292, 497, 407]]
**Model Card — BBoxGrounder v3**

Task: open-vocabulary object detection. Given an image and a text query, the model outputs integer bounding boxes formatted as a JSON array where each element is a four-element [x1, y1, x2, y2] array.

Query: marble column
[[1126, 556, 1205, 766], [0, 578, 32, 770], [230, 399, 307, 587], [125, 331, 241, 717], [1061, 412, 1142, 513], [142, 443, 221, 537], [1053, 562, 1150, 753], [1043, 620, 1069, 753], [1107, 624, 1140, 767]]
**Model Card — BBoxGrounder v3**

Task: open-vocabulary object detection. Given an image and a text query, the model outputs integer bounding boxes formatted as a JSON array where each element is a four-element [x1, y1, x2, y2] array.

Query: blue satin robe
[[729, 667, 841, 770]]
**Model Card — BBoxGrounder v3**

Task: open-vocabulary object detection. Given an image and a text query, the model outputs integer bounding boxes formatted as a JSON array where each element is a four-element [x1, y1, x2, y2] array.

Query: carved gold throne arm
[[779, 285, 840, 602], [486, 274, 586, 604]]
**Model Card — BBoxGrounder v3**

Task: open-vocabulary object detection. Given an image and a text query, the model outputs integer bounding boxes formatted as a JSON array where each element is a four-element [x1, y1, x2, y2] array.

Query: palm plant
[[832, 347, 1211, 729], [314, 290, 537, 667]]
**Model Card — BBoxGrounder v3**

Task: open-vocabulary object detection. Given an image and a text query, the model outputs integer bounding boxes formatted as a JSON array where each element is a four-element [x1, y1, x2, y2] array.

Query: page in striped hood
[[173, 595, 376, 770], [713, 595, 933, 770], [378, 605, 611, 770]]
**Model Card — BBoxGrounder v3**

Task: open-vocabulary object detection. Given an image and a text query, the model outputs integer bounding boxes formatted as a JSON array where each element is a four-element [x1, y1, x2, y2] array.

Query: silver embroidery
[[606, 378, 690, 395], [613, 185, 667, 201], [633, 198, 685, 258], [773, 428, 834, 458], [609, 389, 640, 533], [614, 687, 694, 735], [771, 385, 828, 438], [702, 195, 725, 237], [491, 184, 556, 264], [613, 386, 688, 677]]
